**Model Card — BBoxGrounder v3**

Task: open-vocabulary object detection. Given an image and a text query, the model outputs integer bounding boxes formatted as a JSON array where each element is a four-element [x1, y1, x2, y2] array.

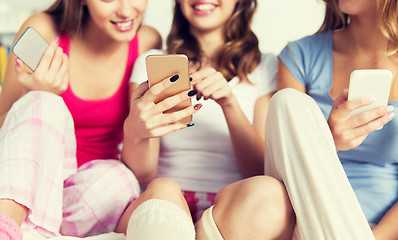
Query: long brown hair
[[166, 0, 261, 83], [317, 0, 398, 54], [44, 0, 89, 36]]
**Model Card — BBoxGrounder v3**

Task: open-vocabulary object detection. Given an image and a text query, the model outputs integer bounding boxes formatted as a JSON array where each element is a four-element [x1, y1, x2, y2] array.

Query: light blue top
[[279, 31, 398, 223]]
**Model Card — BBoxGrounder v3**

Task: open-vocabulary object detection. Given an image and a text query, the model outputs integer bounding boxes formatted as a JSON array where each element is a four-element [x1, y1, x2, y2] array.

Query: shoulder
[[16, 12, 58, 42], [137, 24, 162, 54], [282, 31, 332, 56]]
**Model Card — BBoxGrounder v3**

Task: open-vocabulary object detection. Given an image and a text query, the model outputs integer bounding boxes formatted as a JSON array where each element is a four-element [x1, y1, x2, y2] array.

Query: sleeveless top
[[279, 31, 398, 223], [59, 35, 139, 167]]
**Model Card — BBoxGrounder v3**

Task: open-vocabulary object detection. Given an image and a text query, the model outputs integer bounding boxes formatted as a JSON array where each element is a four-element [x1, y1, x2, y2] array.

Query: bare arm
[[372, 202, 398, 240], [222, 93, 271, 177], [277, 59, 306, 92], [0, 13, 61, 127]]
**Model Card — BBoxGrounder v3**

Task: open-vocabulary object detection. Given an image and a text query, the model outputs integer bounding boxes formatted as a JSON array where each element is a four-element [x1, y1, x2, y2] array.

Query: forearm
[[222, 98, 265, 177], [121, 120, 160, 186], [372, 201, 398, 240]]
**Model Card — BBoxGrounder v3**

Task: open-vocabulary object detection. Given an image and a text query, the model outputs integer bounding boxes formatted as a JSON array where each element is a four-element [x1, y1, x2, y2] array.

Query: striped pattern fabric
[[0, 91, 139, 238]]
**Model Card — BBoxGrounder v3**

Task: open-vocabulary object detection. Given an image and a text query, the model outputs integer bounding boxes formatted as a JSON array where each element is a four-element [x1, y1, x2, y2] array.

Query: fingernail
[[187, 122, 195, 127], [368, 96, 376, 103], [146, 80, 148, 83], [196, 95, 200, 101], [170, 75, 179, 82], [187, 89, 198, 97], [53, 37, 59, 43], [386, 105, 394, 113], [194, 103, 202, 111], [387, 112, 395, 120], [189, 77, 192, 81], [15, 58, 20, 66]]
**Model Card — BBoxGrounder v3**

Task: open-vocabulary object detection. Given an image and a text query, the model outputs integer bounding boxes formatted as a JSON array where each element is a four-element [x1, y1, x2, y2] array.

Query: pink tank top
[[59, 35, 138, 167]]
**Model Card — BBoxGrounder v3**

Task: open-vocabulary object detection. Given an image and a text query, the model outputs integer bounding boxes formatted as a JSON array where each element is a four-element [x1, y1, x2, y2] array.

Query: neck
[[191, 27, 224, 65], [344, 15, 389, 55], [76, 22, 125, 56]]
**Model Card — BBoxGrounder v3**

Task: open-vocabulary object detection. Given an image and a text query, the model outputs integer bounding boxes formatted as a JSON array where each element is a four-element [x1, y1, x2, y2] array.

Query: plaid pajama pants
[[0, 91, 140, 238]]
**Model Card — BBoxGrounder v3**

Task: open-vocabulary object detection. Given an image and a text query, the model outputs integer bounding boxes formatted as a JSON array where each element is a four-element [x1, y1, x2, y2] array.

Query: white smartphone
[[11, 27, 49, 71], [145, 54, 192, 123], [348, 69, 392, 118]]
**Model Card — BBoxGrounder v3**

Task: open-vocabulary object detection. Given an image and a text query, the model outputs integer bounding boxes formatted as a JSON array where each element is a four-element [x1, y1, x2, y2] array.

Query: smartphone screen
[[11, 27, 49, 71], [146, 54, 192, 123], [348, 69, 392, 117]]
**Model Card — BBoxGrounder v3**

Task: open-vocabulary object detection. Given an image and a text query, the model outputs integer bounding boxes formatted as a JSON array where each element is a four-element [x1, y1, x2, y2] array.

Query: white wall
[[2, 0, 325, 54]]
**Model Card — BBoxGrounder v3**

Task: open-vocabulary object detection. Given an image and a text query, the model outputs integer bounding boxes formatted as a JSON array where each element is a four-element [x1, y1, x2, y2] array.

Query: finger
[[333, 96, 375, 119], [147, 104, 198, 130], [55, 54, 69, 93], [36, 37, 59, 72], [152, 89, 197, 114], [190, 67, 216, 83], [332, 89, 349, 109], [350, 111, 395, 139], [143, 74, 180, 103], [47, 47, 65, 79], [149, 123, 189, 138], [14, 58, 31, 83], [209, 86, 230, 101], [131, 81, 150, 101], [349, 105, 394, 129]]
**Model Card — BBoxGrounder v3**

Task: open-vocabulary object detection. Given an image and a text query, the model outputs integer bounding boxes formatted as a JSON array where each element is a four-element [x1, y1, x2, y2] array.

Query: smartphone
[[145, 54, 192, 123], [348, 69, 392, 118], [11, 27, 49, 71]]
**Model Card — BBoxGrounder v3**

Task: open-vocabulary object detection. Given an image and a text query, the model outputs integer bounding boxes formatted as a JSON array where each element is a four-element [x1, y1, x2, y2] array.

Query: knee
[[217, 176, 293, 214], [13, 91, 72, 127], [270, 88, 317, 113], [214, 176, 295, 238], [145, 178, 183, 198]]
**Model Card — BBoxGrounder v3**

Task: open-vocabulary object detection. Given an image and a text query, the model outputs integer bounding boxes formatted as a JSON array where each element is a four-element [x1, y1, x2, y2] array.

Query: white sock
[[126, 199, 195, 240]]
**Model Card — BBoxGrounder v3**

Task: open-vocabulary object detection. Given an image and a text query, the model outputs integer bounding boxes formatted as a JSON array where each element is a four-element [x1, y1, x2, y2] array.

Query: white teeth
[[194, 3, 215, 11], [116, 21, 132, 28]]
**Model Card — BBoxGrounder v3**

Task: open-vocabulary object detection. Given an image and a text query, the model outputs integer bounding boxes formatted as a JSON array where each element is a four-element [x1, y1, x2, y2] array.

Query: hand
[[15, 37, 69, 95], [125, 75, 199, 143], [328, 89, 394, 151], [190, 67, 235, 107]]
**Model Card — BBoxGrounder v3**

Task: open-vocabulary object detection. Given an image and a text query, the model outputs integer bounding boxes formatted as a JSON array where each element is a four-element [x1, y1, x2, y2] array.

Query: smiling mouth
[[111, 20, 134, 31], [192, 3, 217, 12]]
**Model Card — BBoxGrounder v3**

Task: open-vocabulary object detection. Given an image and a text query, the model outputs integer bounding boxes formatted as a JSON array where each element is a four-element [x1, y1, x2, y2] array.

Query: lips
[[192, 2, 218, 15], [111, 20, 134, 32]]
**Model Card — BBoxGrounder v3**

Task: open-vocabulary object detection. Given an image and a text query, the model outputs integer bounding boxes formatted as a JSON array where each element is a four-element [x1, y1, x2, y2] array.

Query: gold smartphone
[[11, 27, 49, 71], [145, 54, 192, 123]]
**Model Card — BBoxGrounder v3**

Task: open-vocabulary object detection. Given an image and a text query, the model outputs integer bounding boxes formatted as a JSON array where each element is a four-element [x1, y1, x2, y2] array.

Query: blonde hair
[[317, 0, 398, 54]]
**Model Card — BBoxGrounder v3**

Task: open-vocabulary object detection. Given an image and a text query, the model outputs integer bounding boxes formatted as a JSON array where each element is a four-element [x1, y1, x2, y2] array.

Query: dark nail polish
[[187, 122, 195, 127], [189, 77, 193, 81], [187, 89, 198, 97], [146, 80, 148, 83], [170, 75, 179, 82], [194, 104, 202, 111]]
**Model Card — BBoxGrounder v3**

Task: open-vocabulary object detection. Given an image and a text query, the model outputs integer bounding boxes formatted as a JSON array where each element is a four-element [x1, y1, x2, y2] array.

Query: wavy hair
[[317, 0, 398, 54], [166, 0, 261, 83], [44, 0, 88, 36]]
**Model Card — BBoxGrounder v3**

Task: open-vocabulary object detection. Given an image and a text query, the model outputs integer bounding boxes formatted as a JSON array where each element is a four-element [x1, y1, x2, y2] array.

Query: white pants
[[264, 89, 374, 240]]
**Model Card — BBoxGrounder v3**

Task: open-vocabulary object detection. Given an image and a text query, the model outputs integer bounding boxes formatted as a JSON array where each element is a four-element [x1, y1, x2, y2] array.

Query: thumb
[[14, 58, 30, 82], [131, 81, 150, 101]]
